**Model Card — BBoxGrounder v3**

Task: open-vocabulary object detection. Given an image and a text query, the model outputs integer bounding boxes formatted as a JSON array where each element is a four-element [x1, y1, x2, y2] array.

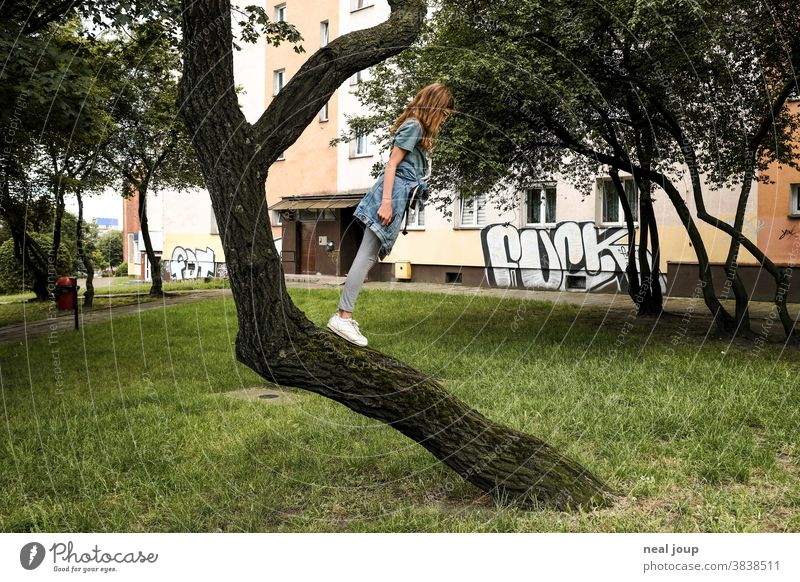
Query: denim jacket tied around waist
[[353, 160, 428, 260]]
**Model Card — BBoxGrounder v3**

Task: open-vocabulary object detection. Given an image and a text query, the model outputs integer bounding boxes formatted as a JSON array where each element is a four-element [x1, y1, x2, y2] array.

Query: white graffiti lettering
[[481, 222, 666, 292], [168, 246, 216, 280]]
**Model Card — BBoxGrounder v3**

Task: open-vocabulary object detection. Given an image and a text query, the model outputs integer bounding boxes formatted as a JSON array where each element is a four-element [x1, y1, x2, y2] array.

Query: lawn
[[1, 287, 798, 532], [0, 277, 228, 327]]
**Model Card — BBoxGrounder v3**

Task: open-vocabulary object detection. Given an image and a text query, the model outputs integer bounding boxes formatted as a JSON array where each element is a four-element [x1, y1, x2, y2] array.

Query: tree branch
[[251, 0, 427, 167]]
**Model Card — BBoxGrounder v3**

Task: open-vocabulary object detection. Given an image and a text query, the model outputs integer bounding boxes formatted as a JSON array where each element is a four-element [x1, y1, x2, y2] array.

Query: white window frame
[[405, 202, 426, 230], [350, 0, 374, 12], [349, 130, 370, 158], [790, 184, 800, 217], [456, 193, 487, 228], [277, 151, 286, 161], [273, 69, 285, 96], [319, 101, 329, 122], [597, 176, 638, 226], [320, 20, 329, 47], [349, 67, 371, 87], [523, 182, 557, 227], [271, 210, 283, 226], [274, 3, 286, 22]]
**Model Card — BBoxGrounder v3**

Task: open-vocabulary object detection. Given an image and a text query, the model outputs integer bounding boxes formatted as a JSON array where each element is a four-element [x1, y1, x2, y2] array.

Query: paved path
[[1, 274, 797, 345], [284, 273, 794, 323]]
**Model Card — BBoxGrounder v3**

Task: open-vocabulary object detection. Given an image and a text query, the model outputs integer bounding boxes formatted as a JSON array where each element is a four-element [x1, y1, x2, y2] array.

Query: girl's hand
[[377, 200, 392, 225]]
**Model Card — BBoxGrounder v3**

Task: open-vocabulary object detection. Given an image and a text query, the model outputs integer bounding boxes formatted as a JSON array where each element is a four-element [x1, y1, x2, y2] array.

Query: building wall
[[161, 188, 225, 281], [336, 1, 390, 194], [121, 191, 140, 273], [264, 0, 340, 245], [384, 168, 761, 294], [758, 101, 800, 266], [122, 189, 164, 278], [232, 0, 267, 124]]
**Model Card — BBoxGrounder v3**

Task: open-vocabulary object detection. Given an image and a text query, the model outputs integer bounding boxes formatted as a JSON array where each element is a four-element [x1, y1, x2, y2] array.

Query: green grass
[[0, 278, 228, 327], [1, 287, 799, 532]]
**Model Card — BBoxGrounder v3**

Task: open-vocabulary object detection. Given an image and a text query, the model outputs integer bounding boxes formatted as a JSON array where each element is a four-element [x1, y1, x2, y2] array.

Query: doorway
[[298, 221, 317, 274]]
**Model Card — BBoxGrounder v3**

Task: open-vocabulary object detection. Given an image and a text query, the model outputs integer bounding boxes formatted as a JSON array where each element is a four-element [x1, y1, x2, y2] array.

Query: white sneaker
[[327, 314, 368, 347]]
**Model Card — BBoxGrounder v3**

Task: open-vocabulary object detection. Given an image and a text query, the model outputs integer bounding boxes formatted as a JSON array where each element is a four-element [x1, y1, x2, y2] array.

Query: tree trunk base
[[239, 325, 614, 511]]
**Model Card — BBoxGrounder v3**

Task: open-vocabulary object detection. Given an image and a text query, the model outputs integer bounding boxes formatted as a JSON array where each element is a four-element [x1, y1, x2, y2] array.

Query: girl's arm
[[377, 146, 408, 225]]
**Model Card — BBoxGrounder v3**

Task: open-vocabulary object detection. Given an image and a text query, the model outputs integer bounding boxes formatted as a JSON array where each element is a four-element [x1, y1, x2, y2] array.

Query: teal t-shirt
[[392, 118, 430, 181]]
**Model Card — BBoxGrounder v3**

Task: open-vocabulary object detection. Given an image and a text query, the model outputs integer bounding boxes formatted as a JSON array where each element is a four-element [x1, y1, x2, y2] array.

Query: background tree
[[36, 22, 119, 307], [96, 230, 123, 273], [0, 213, 78, 295], [104, 21, 204, 297], [178, 0, 608, 508], [1, 2, 189, 300]]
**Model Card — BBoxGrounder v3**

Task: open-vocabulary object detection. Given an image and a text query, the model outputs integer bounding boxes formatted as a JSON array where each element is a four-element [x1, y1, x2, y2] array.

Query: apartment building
[[265, 2, 800, 301], [266, 0, 386, 276], [124, 1, 798, 303]]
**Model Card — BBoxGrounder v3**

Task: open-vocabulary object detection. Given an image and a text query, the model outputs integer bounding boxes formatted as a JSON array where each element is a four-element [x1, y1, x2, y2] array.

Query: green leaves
[[235, 5, 304, 53]]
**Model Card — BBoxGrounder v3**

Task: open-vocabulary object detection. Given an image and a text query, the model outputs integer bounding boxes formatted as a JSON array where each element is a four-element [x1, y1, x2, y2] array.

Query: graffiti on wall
[[168, 246, 216, 280], [481, 221, 666, 293]]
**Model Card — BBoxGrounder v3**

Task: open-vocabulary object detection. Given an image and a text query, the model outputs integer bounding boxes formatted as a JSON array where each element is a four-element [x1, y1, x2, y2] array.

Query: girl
[[327, 82, 455, 347]]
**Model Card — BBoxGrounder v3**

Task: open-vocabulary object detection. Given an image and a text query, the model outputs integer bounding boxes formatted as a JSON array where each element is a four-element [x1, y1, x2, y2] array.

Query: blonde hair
[[390, 82, 455, 152]]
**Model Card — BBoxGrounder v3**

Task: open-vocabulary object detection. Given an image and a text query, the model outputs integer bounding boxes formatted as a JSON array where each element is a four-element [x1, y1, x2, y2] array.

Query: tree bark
[[549, 126, 734, 330], [610, 169, 641, 305], [49, 182, 66, 295], [0, 172, 50, 299], [135, 176, 163, 297], [638, 185, 663, 315], [177, 0, 610, 509], [75, 188, 94, 308]]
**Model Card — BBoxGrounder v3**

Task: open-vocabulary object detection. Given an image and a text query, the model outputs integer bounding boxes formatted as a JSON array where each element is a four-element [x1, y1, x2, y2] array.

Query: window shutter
[[476, 193, 487, 225], [460, 197, 474, 225], [545, 186, 556, 223]]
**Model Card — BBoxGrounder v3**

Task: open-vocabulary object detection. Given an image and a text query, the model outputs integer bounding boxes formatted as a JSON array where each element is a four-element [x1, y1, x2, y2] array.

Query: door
[[299, 221, 316, 274]]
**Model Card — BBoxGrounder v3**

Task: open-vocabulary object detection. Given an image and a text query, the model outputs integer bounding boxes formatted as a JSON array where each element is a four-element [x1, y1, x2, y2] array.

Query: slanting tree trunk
[[49, 183, 66, 294], [720, 171, 753, 333], [637, 183, 663, 316], [549, 128, 733, 330], [75, 188, 95, 308], [135, 177, 163, 297], [177, 0, 609, 509], [1, 173, 50, 300], [9, 216, 50, 300], [610, 169, 641, 304], [625, 94, 663, 316]]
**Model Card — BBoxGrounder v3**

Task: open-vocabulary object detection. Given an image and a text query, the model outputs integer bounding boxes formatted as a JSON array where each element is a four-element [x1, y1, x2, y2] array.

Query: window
[[524, 183, 557, 225], [298, 209, 335, 221], [320, 20, 329, 47], [271, 210, 283, 226], [210, 208, 219, 234], [598, 177, 638, 224], [127, 233, 136, 263], [350, 0, 374, 11], [277, 151, 286, 161], [349, 130, 369, 157], [349, 67, 371, 87], [273, 69, 285, 95], [458, 193, 487, 227], [274, 3, 286, 22], [319, 101, 329, 122], [790, 184, 800, 217], [406, 202, 425, 229]]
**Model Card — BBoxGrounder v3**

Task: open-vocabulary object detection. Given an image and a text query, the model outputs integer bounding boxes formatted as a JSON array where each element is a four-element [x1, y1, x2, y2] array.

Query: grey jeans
[[338, 227, 382, 313]]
